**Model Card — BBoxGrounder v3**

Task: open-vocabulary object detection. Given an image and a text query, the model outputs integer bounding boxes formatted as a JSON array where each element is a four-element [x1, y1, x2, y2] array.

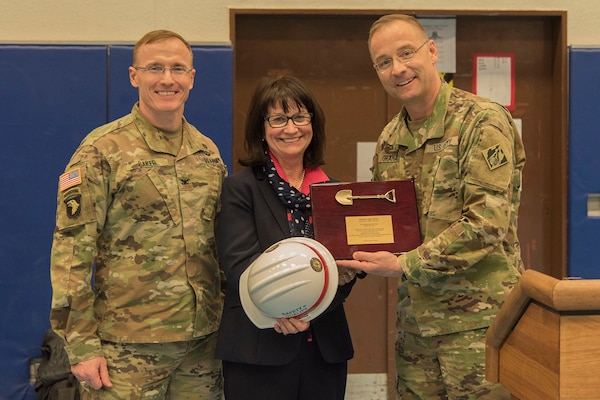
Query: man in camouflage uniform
[[49, 30, 227, 399], [337, 14, 525, 399]]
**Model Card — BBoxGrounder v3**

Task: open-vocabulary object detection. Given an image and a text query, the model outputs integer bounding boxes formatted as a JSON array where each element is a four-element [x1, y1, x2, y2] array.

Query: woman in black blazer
[[215, 75, 359, 400]]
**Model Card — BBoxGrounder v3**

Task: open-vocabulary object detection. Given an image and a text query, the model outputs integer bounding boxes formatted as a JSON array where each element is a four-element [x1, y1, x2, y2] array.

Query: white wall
[[0, 1, 598, 46]]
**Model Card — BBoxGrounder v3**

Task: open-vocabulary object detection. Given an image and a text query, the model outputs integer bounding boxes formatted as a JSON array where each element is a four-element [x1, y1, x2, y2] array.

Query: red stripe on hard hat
[[294, 241, 330, 320]]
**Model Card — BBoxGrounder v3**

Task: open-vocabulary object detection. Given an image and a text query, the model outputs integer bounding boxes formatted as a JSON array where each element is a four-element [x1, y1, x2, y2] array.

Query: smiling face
[[264, 101, 313, 166], [369, 19, 440, 118], [129, 37, 195, 129]]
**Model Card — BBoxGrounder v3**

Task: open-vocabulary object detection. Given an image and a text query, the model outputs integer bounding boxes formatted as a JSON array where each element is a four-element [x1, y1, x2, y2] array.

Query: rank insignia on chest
[[482, 144, 508, 170]]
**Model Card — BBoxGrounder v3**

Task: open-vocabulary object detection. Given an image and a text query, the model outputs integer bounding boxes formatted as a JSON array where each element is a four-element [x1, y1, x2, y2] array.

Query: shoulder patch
[[59, 168, 82, 191], [63, 189, 82, 218], [481, 144, 508, 170]]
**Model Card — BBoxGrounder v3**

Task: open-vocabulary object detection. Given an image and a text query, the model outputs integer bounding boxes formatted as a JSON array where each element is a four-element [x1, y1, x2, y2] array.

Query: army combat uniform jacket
[[50, 104, 227, 364], [372, 81, 526, 337]]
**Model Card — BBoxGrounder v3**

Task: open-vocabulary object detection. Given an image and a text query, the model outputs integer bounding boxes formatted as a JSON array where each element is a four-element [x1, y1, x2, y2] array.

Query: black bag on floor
[[35, 328, 80, 400]]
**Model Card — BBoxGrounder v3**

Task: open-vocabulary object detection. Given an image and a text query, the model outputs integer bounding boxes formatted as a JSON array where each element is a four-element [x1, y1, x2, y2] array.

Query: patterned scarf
[[265, 156, 313, 238]]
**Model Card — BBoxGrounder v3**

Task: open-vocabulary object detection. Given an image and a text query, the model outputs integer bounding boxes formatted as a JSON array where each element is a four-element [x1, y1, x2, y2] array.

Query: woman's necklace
[[296, 169, 305, 190]]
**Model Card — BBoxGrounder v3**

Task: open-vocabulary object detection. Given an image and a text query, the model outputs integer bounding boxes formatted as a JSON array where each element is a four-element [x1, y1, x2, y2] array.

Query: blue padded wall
[[568, 47, 600, 279], [0, 44, 232, 400], [0, 45, 107, 400]]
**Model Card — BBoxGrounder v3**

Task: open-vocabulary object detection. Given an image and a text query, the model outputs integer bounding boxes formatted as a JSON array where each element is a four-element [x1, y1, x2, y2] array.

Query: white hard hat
[[239, 237, 339, 329]]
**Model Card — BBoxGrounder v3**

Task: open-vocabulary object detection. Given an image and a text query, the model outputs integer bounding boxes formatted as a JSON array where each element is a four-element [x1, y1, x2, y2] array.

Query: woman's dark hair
[[239, 74, 326, 168]]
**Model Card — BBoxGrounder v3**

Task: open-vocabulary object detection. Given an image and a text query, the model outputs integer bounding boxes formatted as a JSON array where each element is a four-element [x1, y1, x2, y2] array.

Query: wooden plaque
[[310, 180, 421, 259]]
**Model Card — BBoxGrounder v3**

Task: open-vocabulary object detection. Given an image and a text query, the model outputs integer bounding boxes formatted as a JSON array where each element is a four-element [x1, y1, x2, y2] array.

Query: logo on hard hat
[[310, 258, 323, 272]]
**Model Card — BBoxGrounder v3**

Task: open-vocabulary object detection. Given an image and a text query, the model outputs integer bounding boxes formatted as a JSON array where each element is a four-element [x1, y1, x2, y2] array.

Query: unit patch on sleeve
[[59, 168, 82, 191], [482, 144, 508, 170], [63, 189, 82, 218]]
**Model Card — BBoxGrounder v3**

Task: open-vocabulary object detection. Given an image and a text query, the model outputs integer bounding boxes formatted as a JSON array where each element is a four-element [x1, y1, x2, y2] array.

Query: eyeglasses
[[264, 113, 313, 128], [133, 64, 193, 75], [373, 40, 430, 73]]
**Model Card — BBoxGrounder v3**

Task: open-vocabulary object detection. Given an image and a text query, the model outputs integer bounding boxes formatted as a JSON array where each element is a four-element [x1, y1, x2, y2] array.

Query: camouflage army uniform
[[49, 104, 226, 399], [372, 81, 525, 399]]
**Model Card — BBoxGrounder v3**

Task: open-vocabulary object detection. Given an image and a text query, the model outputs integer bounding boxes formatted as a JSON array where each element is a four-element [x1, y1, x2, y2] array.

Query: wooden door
[[231, 10, 567, 399]]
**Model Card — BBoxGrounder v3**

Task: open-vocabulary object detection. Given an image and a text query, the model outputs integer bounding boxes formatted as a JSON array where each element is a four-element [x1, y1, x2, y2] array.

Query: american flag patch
[[59, 168, 82, 191]]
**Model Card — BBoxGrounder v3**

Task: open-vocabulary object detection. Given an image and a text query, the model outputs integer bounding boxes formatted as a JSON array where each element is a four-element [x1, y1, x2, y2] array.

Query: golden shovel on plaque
[[334, 189, 397, 206]]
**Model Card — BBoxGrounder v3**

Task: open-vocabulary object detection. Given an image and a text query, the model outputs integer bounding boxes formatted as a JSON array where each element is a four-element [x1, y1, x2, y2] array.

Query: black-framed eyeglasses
[[373, 39, 430, 73], [264, 113, 313, 128], [133, 64, 193, 75]]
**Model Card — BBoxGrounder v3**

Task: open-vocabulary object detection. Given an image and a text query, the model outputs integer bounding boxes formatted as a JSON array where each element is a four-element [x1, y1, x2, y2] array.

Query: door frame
[[230, 9, 568, 399]]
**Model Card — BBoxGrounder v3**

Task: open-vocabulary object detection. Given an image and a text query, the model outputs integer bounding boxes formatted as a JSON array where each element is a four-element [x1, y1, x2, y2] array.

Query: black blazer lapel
[[254, 167, 289, 236]]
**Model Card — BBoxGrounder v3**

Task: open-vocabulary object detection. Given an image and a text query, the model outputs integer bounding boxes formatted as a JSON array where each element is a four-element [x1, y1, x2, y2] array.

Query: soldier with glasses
[[337, 14, 525, 399], [49, 30, 226, 399]]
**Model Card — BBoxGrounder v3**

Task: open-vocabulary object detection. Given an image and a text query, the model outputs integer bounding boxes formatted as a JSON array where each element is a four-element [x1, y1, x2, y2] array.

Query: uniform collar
[[395, 80, 450, 150], [131, 103, 202, 157]]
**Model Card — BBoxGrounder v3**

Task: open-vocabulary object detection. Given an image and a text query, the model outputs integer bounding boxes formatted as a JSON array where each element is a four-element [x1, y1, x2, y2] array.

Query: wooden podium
[[486, 269, 600, 399]]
